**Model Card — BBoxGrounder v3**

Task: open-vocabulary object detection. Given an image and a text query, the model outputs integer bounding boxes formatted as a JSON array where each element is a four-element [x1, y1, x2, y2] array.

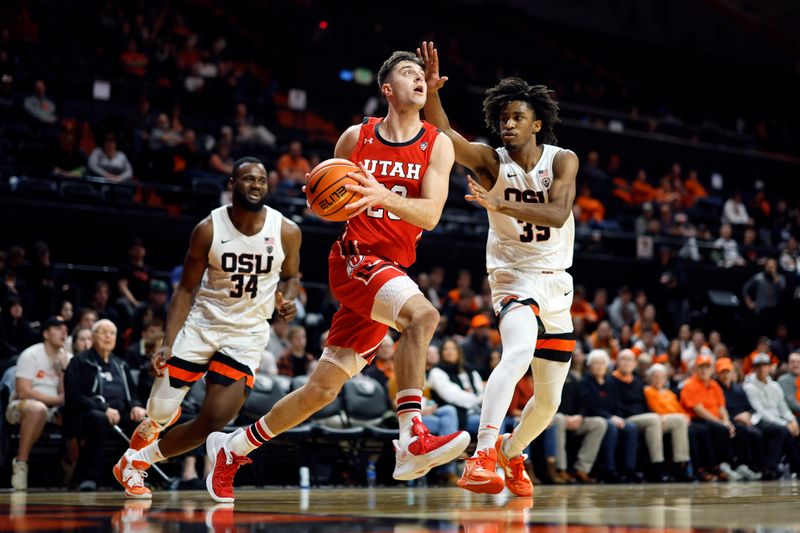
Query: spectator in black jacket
[[552, 368, 606, 483], [579, 349, 639, 482], [717, 357, 783, 480], [64, 319, 145, 491], [611, 349, 670, 481]]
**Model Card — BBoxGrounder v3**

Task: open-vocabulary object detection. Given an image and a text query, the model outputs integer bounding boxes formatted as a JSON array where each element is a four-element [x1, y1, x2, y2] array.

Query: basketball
[[305, 158, 364, 222]]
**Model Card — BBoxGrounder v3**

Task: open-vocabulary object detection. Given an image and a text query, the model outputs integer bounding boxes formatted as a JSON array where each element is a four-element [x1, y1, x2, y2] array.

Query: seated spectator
[[716, 357, 780, 480], [124, 319, 165, 370], [117, 238, 155, 321], [713, 224, 745, 268], [588, 320, 619, 360], [742, 337, 780, 376], [64, 320, 145, 491], [208, 139, 234, 179], [267, 317, 290, 360], [552, 363, 606, 483], [120, 40, 148, 77], [611, 350, 671, 481], [130, 280, 169, 342], [632, 305, 668, 353], [771, 324, 794, 365], [608, 286, 638, 332], [89, 281, 121, 327], [683, 170, 708, 207], [722, 191, 751, 226], [24, 79, 57, 125], [779, 237, 799, 275], [575, 184, 605, 224], [743, 353, 800, 476], [70, 326, 92, 357], [446, 288, 478, 337], [52, 127, 86, 178], [149, 113, 182, 152], [277, 141, 311, 186], [276, 326, 315, 377], [681, 329, 713, 370], [642, 364, 694, 480], [777, 352, 800, 419], [679, 355, 740, 481], [1, 296, 38, 358], [428, 338, 483, 432], [233, 102, 276, 148], [7, 316, 70, 490], [460, 314, 493, 380], [591, 288, 608, 323], [87, 133, 133, 182], [446, 270, 478, 309], [363, 335, 394, 391], [579, 350, 639, 483], [631, 170, 657, 205], [570, 286, 598, 326]]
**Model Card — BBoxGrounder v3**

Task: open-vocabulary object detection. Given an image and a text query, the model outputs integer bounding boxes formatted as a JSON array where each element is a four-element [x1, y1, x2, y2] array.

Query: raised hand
[[465, 175, 499, 211], [416, 41, 448, 93]]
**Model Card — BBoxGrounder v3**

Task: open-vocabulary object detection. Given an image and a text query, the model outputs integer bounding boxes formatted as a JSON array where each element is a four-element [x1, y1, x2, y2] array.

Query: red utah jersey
[[339, 117, 442, 268]]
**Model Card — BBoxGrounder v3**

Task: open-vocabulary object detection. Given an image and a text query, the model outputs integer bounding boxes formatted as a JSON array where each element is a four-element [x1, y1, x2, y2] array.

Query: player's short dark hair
[[232, 156, 264, 177], [482, 78, 560, 145], [377, 51, 424, 89]]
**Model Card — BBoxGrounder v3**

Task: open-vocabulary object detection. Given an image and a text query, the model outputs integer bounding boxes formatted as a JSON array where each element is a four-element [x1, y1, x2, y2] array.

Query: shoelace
[[136, 420, 159, 441], [411, 418, 432, 453], [217, 451, 252, 488], [506, 455, 527, 480], [472, 449, 495, 470], [123, 465, 148, 487]]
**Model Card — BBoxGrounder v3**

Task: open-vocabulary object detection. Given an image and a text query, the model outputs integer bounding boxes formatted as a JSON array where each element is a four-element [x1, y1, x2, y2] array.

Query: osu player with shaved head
[[421, 41, 579, 497], [113, 157, 302, 499], [203, 49, 469, 502]]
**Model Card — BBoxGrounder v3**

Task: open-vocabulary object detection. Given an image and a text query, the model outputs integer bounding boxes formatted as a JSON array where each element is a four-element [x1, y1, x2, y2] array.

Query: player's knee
[[408, 304, 439, 334], [302, 380, 340, 409]]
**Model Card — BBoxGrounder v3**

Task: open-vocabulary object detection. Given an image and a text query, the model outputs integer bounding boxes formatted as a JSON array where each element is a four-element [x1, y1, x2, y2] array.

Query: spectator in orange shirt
[[679, 355, 739, 480], [589, 320, 619, 360], [575, 184, 605, 224], [120, 40, 148, 77], [630, 169, 657, 205], [683, 170, 707, 207], [276, 141, 311, 186], [570, 286, 598, 326], [742, 337, 780, 376], [643, 364, 692, 480]]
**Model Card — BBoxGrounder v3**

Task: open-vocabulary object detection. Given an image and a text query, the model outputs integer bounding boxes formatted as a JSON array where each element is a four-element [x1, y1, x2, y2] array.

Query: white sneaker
[[735, 464, 762, 481], [720, 462, 743, 481], [11, 459, 28, 491], [392, 417, 470, 481], [206, 429, 252, 503]]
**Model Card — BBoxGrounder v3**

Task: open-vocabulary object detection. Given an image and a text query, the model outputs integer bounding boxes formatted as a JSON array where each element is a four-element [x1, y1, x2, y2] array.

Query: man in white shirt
[[6, 316, 70, 490]]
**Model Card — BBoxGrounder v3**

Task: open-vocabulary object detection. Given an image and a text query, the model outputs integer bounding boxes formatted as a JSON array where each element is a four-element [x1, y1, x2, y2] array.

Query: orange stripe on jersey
[[166, 365, 204, 383], [529, 304, 540, 316], [536, 339, 577, 352], [208, 360, 255, 389]]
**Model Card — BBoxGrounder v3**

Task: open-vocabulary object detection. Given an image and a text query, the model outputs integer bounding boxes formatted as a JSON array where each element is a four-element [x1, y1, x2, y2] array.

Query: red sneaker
[[206, 431, 252, 503], [457, 447, 504, 494], [113, 450, 152, 499], [130, 408, 182, 451], [393, 417, 470, 480], [496, 434, 533, 497]]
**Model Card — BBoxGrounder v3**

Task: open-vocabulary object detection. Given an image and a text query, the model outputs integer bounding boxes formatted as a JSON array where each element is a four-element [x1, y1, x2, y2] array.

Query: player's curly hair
[[482, 78, 560, 145], [377, 51, 424, 89]]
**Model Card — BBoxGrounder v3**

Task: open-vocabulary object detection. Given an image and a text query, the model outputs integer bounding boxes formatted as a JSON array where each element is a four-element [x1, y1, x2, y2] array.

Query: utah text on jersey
[[361, 159, 422, 180]]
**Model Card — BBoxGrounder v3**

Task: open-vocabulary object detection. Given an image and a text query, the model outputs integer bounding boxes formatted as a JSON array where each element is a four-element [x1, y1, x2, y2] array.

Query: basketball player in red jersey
[[203, 50, 469, 502], [420, 42, 578, 497]]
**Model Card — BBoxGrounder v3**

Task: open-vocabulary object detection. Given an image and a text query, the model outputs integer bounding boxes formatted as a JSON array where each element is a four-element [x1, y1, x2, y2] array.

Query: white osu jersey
[[186, 205, 285, 333], [485, 144, 574, 272]]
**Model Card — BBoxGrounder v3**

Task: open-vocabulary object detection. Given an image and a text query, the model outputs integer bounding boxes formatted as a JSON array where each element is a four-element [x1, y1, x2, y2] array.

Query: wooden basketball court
[[2, 481, 798, 532]]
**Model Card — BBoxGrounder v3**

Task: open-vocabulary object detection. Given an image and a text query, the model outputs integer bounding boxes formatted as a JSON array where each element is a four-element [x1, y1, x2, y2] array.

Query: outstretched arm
[[418, 41, 498, 188], [345, 135, 455, 230], [466, 149, 578, 228]]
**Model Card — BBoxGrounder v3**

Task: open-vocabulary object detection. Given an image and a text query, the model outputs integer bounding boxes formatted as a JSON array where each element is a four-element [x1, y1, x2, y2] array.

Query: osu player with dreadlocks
[[420, 41, 578, 497]]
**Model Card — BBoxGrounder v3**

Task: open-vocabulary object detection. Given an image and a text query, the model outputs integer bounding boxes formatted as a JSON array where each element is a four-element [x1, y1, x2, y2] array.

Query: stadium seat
[[342, 376, 398, 440], [102, 183, 136, 206], [61, 181, 102, 204], [14, 176, 59, 200], [239, 375, 290, 424]]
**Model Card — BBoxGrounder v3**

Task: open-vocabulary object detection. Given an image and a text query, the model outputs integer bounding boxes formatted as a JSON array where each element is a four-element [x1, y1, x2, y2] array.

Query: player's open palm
[[466, 175, 499, 211], [417, 41, 448, 92]]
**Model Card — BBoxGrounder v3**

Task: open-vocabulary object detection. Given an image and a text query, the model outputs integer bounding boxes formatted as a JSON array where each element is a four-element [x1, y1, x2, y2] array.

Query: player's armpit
[[334, 125, 361, 160]]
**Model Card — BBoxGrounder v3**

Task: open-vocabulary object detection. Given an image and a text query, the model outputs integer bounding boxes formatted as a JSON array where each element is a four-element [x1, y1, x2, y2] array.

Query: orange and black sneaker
[[495, 434, 533, 497], [129, 408, 182, 451], [457, 447, 504, 494]]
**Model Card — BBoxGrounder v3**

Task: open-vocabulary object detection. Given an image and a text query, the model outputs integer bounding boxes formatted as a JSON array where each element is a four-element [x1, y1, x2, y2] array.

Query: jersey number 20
[[517, 221, 550, 243], [230, 274, 258, 298], [366, 185, 408, 220]]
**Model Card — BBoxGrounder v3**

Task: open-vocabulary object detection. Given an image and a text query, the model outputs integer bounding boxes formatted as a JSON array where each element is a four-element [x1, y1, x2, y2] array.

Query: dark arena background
[[1, 0, 800, 531]]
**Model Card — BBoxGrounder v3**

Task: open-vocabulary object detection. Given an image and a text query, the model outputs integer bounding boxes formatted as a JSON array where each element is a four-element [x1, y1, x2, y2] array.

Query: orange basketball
[[306, 158, 364, 222]]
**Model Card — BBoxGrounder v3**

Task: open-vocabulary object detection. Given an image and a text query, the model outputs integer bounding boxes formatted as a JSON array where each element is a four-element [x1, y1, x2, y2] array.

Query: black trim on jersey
[[166, 357, 207, 372], [374, 121, 426, 147], [496, 296, 545, 336]]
